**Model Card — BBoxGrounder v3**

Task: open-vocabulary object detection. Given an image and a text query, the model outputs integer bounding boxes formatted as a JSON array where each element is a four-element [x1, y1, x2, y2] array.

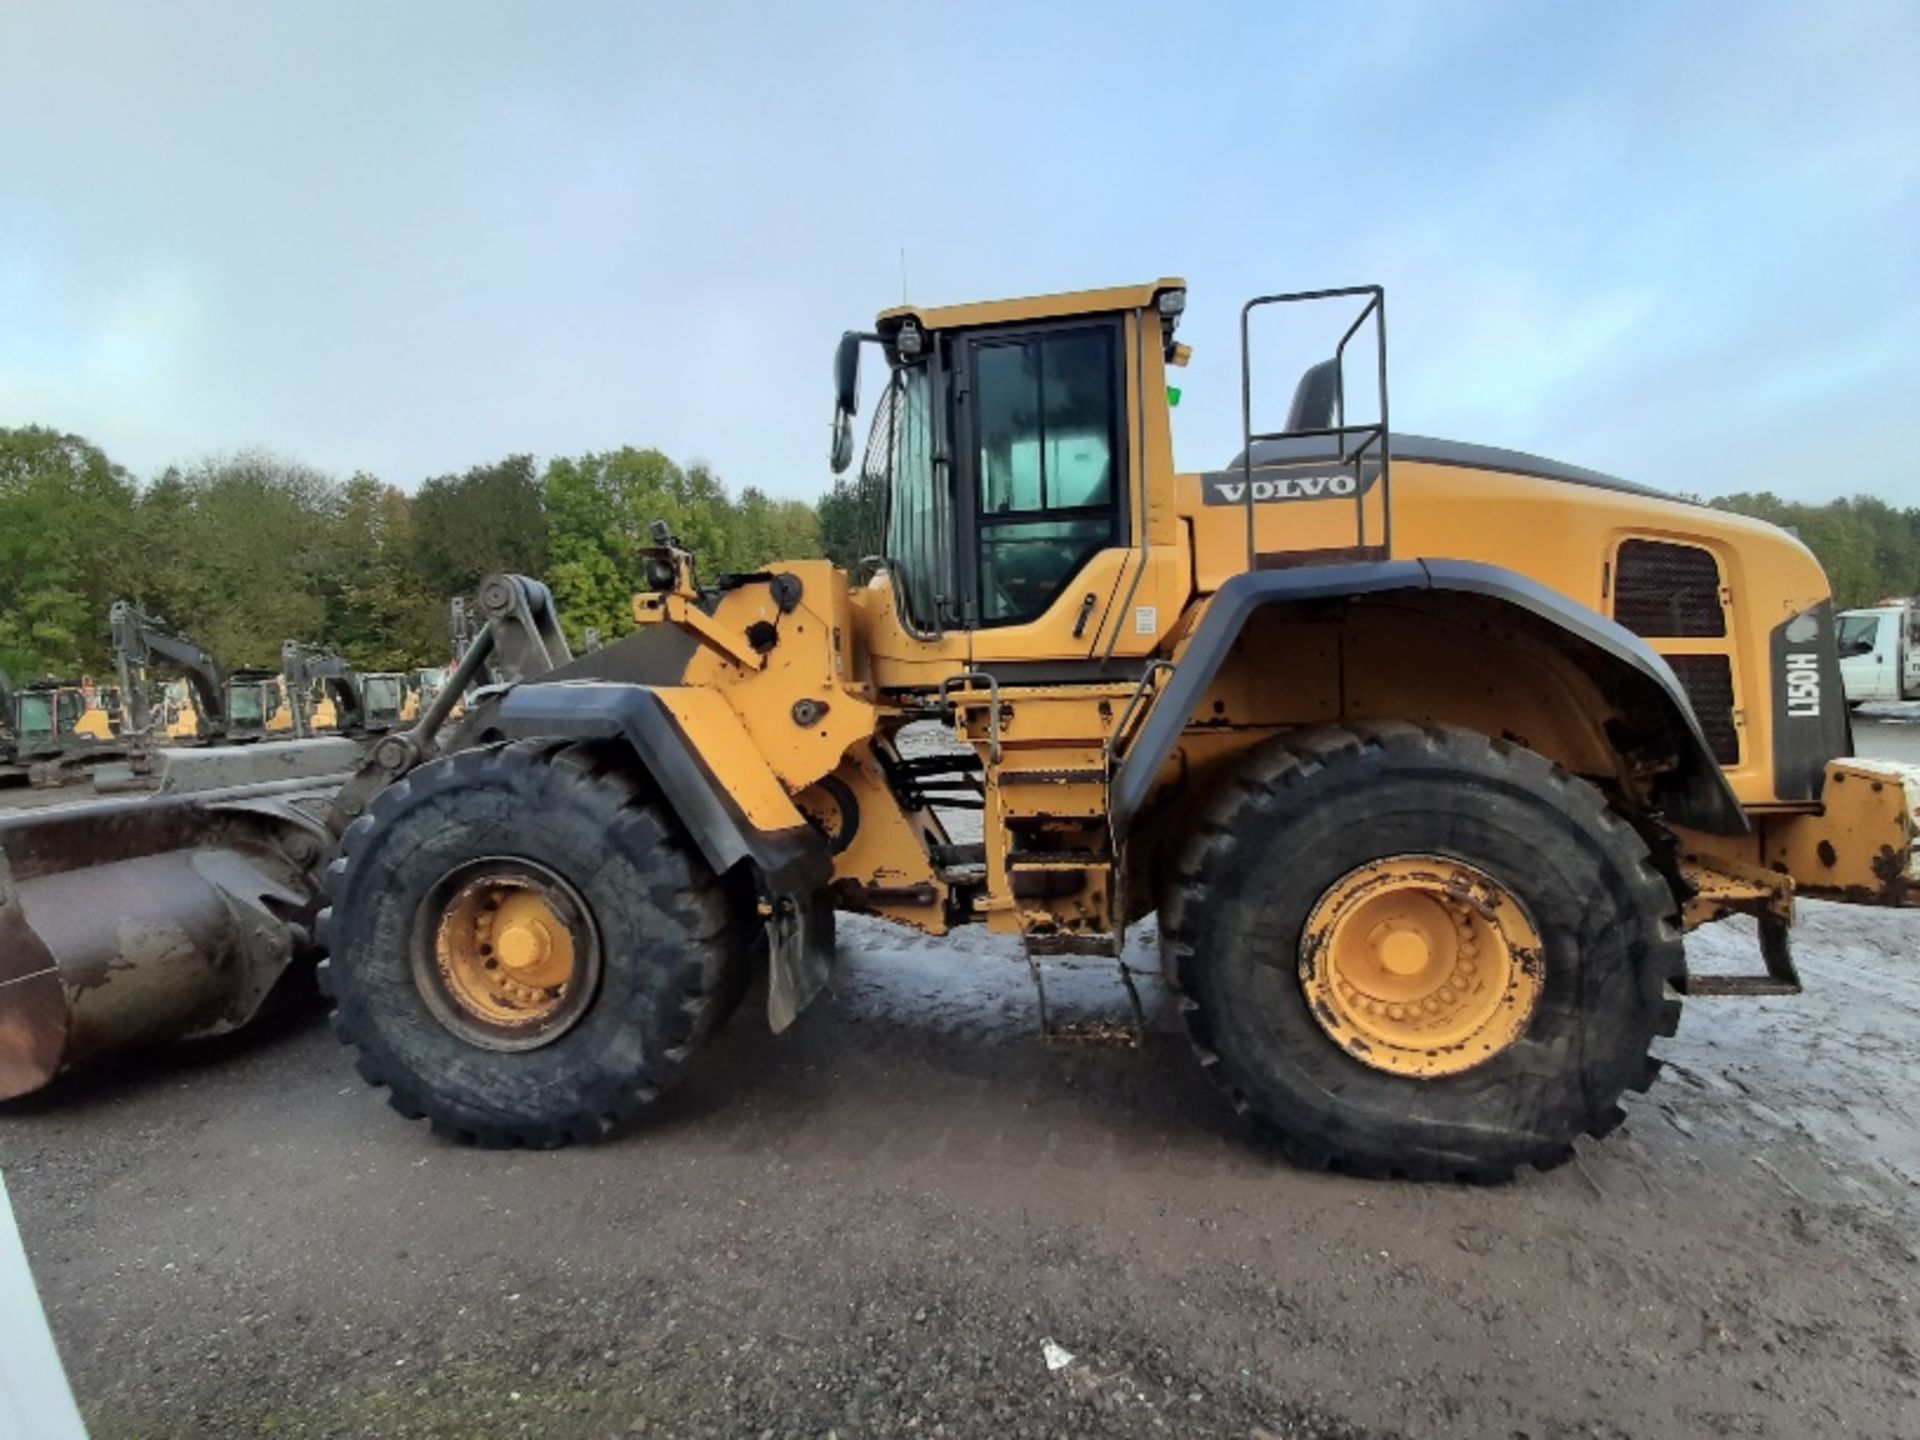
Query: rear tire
[[1160, 722, 1682, 1181], [318, 740, 754, 1147]]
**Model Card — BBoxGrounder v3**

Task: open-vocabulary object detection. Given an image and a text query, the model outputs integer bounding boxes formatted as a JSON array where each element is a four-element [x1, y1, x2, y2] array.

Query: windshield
[[874, 362, 948, 633], [364, 676, 403, 717], [1838, 613, 1883, 653], [17, 693, 54, 740], [229, 683, 264, 725]]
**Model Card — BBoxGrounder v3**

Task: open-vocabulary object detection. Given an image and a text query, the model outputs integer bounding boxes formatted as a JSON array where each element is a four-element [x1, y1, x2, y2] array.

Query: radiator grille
[[1614, 540, 1726, 638], [1667, 654, 1740, 766]]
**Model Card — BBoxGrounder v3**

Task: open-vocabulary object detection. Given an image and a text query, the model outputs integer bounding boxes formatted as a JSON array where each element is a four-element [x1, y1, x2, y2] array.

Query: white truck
[[1837, 600, 1920, 704]]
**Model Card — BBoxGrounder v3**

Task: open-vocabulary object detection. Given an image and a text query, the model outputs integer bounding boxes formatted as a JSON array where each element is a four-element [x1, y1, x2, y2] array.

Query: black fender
[[489, 681, 834, 1028], [1110, 558, 1750, 838]]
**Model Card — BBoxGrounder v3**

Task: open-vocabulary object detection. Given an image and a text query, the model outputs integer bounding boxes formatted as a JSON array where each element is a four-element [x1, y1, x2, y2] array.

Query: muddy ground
[[2, 727, 1918, 1438]]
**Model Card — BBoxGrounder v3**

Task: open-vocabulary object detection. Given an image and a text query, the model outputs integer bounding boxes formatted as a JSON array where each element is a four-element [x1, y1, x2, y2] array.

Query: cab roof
[[877, 277, 1185, 333]]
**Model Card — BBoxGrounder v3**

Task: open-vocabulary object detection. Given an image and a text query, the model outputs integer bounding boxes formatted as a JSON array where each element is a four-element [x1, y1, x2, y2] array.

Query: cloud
[[0, 0, 1914, 505]]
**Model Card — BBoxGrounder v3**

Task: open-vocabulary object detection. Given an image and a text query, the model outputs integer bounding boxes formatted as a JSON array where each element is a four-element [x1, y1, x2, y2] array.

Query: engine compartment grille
[[1666, 653, 1740, 766], [1614, 540, 1726, 638]]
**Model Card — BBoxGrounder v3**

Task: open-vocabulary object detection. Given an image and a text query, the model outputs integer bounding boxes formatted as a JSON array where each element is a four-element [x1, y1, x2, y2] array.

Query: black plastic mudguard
[[1110, 559, 1750, 838], [490, 681, 835, 1028]]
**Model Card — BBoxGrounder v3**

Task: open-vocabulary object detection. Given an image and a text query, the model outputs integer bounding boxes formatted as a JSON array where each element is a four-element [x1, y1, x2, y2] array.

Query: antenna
[[900, 247, 908, 303]]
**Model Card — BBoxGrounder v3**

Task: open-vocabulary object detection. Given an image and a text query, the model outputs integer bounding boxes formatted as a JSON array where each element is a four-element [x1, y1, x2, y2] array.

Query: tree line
[[3, 421, 1915, 684], [1704, 493, 1920, 610], [0, 424, 825, 680]]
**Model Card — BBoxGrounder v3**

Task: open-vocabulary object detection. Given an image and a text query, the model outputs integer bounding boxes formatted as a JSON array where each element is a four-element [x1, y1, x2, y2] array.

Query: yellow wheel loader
[[4, 279, 1916, 1181]]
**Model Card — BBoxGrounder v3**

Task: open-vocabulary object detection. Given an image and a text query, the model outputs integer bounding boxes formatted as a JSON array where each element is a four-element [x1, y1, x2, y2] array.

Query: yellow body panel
[[1170, 459, 1831, 809], [640, 560, 879, 796], [1761, 760, 1920, 904], [651, 687, 811, 835], [879, 278, 1182, 334], [616, 278, 1898, 967], [72, 703, 114, 741], [162, 680, 203, 739], [797, 748, 952, 934]]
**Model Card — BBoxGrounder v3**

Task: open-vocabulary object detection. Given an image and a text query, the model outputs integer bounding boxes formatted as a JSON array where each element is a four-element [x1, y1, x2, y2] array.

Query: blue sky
[[2, 1, 1915, 502]]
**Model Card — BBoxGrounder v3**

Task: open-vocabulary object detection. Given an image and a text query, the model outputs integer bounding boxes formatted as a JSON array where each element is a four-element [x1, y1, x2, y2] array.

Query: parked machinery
[[280, 642, 367, 739], [1836, 599, 1920, 705], [4, 278, 1916, 1184], [109, 601, 229, 744]]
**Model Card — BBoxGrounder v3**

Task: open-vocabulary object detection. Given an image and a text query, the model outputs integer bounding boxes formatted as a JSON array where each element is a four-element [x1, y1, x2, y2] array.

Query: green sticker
[[1166, 386, 1182, 407]]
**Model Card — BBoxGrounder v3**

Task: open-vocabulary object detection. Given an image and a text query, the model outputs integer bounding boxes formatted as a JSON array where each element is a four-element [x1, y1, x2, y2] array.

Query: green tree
[[411, 455, 550, 603], [816, 475, 875, 570], [132, 452, 337, 667], [540, 447, 823, 648], [543, 452, 639, 647], [313, 473, 442, 668], [0, 426, 141, 678], [1711, 491, 1919, 609]]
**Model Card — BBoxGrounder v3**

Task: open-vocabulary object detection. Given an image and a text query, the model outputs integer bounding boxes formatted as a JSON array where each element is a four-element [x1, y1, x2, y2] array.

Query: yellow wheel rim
[[416, 861, 599, 1050], [1299, 855, 1544, 1078]]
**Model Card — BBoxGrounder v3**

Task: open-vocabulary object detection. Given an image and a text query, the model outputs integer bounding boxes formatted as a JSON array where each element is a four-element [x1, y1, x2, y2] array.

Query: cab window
[[880, 362, 947, 633], [17, 694, 53, 740], [967, 324, 1122, 626], [1837, 613, 1881, 656]]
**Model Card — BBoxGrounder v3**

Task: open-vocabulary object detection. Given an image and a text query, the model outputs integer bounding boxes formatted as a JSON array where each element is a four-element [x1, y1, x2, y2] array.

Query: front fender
[[491, 681, 834, 1029]]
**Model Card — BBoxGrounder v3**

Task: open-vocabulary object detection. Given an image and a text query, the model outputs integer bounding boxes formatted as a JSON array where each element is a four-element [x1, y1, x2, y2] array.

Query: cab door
[[1838, 612, 1896, 702], [951, 318, 1130, 657]]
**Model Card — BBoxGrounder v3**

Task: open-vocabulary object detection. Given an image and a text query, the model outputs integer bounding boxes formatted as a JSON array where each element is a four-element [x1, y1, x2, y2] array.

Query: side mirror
[[829, 412, 855, 474], [834, 332, 862, 417]]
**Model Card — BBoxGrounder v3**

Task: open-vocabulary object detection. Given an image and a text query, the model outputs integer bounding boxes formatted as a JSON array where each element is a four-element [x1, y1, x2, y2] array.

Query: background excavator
[[281, 642, 369, 738], [3, 278, 1916, 1182], [0, 669, 126, 787], [110, 601, 229, 746]]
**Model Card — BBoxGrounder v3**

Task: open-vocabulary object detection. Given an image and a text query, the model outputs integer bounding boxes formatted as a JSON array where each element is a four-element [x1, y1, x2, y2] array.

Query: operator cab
[[832, 281, 1185, 638], [831, 280, 1391, 646]]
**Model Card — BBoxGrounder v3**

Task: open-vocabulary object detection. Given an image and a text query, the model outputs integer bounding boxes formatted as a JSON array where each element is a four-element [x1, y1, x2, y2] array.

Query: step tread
[[1007, 848, 1112, 869], [998, 769, 1107, 786]]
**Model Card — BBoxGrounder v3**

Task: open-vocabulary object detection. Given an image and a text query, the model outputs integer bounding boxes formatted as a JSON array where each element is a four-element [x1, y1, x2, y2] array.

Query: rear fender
[[1111, 559, 1750, 838], [490, 681, 834, 1029]]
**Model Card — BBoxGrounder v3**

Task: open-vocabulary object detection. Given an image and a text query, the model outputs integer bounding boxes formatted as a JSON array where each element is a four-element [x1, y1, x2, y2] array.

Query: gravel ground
[[1, 725, 1917, 1439]]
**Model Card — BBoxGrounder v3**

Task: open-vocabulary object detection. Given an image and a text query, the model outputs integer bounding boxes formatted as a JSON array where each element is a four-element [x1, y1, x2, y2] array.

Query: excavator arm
[[280, 642, 365, 737], [108, 601, 227, 739]]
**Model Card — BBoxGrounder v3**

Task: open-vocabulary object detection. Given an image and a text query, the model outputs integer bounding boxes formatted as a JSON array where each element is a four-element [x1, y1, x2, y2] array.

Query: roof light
[[896, 318, 925, 357], [1156, 288, 1186, 317]]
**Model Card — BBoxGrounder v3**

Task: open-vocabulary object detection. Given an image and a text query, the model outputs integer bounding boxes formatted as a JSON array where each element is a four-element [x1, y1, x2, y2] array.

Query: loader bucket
[[0, 772, 340, 1099]]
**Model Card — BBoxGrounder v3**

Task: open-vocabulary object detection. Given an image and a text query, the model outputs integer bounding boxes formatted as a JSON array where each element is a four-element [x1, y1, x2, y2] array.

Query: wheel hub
[[1299, 855, 1544, 1077], [415, 860, 601, 1051]]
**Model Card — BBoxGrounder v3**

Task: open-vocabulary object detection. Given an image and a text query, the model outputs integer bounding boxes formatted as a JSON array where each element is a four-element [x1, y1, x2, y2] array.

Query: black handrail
[[1238, 285, 1393, 570]]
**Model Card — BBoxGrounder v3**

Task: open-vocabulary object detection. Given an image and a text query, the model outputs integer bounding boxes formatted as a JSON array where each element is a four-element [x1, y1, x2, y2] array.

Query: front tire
[[318, 740, 752, 1147], [1161, 722, 1682, 1181]]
